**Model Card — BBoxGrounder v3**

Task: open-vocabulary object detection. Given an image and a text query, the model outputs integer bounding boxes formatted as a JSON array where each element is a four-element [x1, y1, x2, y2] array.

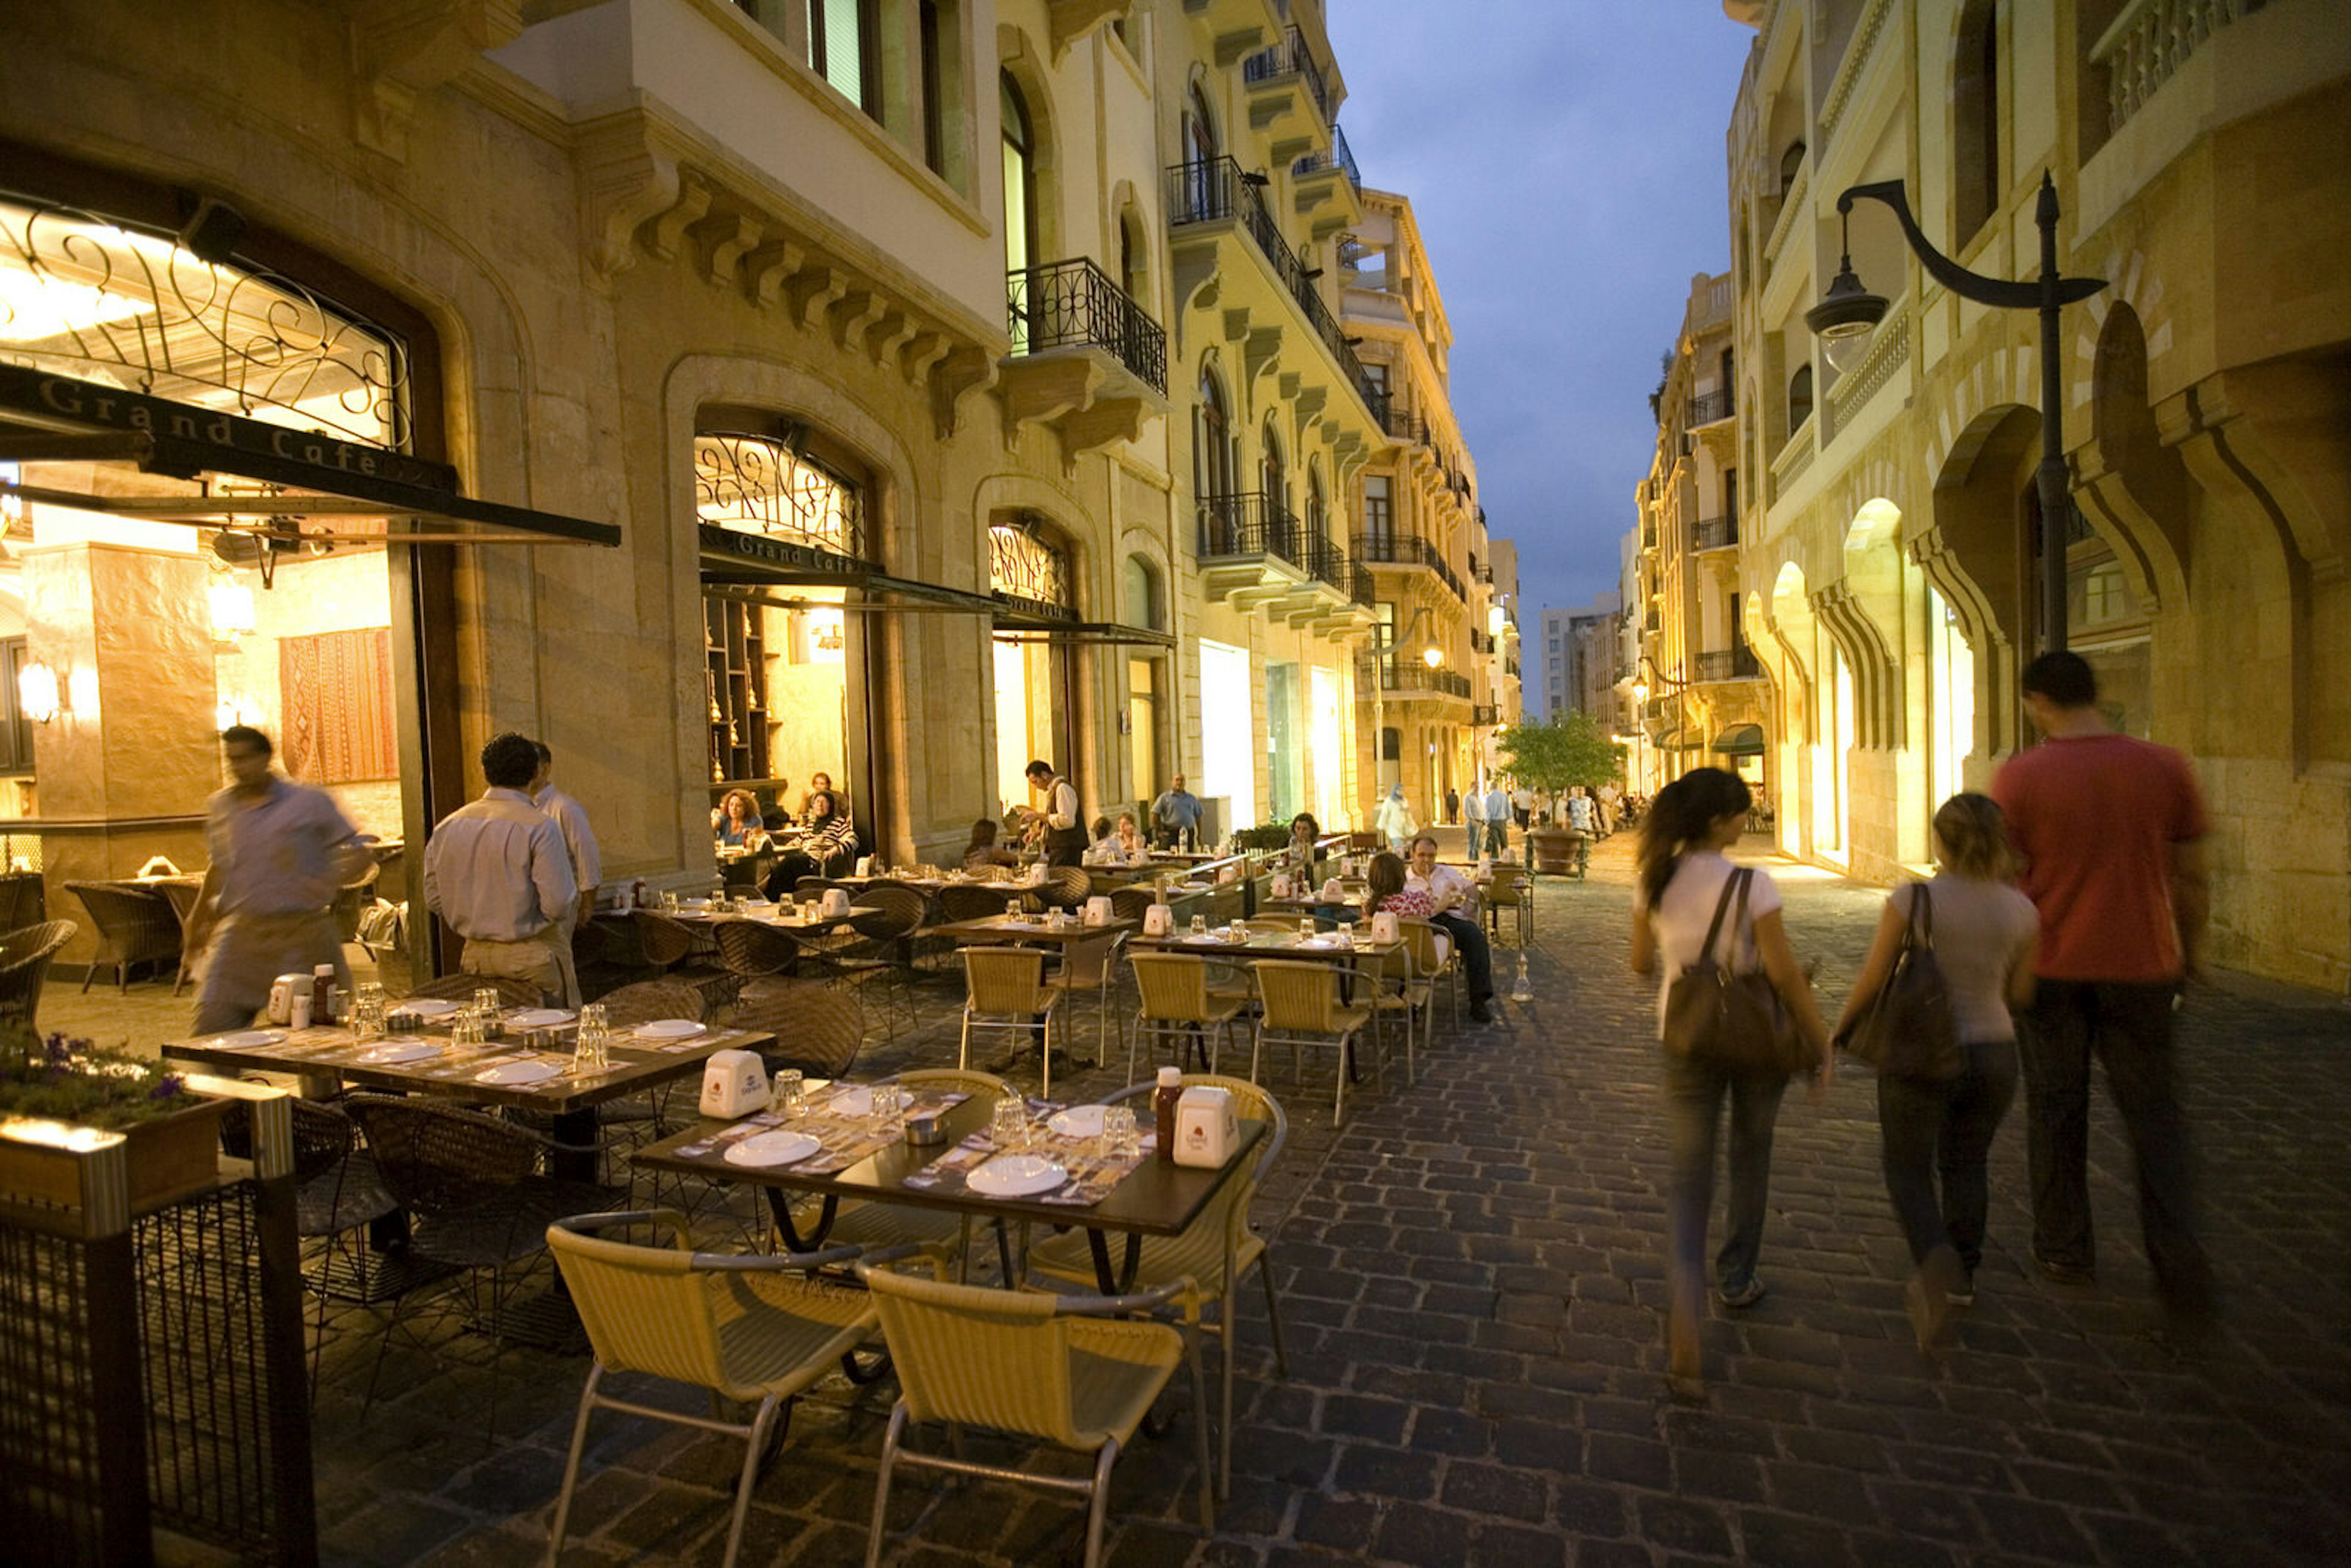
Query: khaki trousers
[[193, 910, 347, 1037], [459, 927, 572, 1007]]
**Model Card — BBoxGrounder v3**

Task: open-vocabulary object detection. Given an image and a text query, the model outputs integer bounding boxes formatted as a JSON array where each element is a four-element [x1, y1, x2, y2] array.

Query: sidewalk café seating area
[[65, 841, 1539, 1564]]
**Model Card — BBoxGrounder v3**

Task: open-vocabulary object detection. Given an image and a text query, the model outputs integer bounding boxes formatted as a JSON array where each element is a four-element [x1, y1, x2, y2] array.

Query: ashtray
[[903, 1114, 948, 1147]]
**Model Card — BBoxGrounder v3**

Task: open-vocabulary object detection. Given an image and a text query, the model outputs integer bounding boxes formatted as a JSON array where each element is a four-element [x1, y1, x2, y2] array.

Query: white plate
[[1046, 1105, 1106, 1139], [359, 1038, 440, 1064], [507, 1008, 574, 1029], [475, 1059, 561, 1086], [828, 1086, 872, 1118], [723, 1130, 822, 1167], [967, 1155, 1069, 1198], [210, 1029, 284, 1049], [677, 898, 711, 910], [634, 1019, 705, 1040], [1299, 935, 1339, 948], [396, 997, 460, 1018]]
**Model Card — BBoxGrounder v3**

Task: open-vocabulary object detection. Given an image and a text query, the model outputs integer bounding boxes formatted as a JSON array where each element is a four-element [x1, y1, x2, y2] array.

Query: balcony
[[1354, 530, 1466, 602], [1291, 124, 1362, 240], [1379, 403, 1431, 446], [1182, 0, 1283, 66], [1379, 663, 1474, 707], [1696, 646, 1763, 683], [1000, 258, 1168, 452], [1242, 26, 1333, 160], [1691, 515, 1736, 552], [1686, 388, 1734, 427], [1166, 157, 1389, 436], [1472, 703, 1498, 727], [1199, 492, 1374, 633]]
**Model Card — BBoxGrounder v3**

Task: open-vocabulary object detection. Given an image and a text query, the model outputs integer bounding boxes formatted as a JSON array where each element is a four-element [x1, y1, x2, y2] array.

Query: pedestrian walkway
[[293, 833, 2351, 1564]]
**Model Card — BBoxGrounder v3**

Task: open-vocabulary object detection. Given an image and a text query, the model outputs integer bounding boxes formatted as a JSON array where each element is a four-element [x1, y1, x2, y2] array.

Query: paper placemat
[[675, 1088, 971, 1174], [901, 1100, 1154, 1207]]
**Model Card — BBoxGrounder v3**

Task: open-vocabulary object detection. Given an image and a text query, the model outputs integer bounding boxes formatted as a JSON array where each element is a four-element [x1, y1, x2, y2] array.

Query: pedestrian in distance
[[1832, 792, 2038, 1348], [1630, 767, 1831, 1395], [1480, 778, 1511, 860], [1444, 785, 1460, 825], [1374, 783, 1417, 849], [1992, 650, 2218, 1337]]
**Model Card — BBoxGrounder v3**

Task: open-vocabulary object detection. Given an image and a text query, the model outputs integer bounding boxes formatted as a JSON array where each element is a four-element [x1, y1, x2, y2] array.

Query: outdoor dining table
[[630, 1084, 1267, 1293], [926, 913, 1141, 948], [164, 1011, 773, 1182]]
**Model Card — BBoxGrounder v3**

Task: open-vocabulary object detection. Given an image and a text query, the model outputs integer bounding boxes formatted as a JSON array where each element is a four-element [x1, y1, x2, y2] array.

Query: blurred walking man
[[1993, 651, 2216, 1335], [424, 732, 577, 1004]]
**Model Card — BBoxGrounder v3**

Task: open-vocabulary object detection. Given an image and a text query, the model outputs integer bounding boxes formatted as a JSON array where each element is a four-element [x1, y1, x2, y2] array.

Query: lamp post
[[1805, 174, 2105, 652]]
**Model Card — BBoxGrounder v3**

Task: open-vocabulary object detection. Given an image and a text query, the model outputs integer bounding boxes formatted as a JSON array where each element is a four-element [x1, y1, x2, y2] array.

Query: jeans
[[1430, 910, 1493, 1002], [1665, 1056, 1788, 1317], [1482, 821, 1507, 858], [1877, 1037, 2019, 1274], [2022, 979, 2214, 1319]]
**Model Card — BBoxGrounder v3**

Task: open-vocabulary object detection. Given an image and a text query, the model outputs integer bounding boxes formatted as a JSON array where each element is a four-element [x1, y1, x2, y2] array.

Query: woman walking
[[1630, 768, 1829, 1394], [1832, 793, 2038, 1348]]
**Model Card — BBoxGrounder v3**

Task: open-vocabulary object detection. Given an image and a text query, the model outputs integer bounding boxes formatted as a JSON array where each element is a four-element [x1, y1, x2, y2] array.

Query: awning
[[988, 591, 1176, 647], [0, 366, 619, 547], [1659, 727, 1708, 752], [1712, 724, 1767, 757]]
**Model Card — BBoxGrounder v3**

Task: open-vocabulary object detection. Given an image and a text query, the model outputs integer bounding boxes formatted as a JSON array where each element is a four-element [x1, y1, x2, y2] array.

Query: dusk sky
[[1324, 1, 1758, 626]]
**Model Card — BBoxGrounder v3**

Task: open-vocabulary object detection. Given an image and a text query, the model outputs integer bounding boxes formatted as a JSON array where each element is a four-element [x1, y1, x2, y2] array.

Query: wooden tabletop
[[929, 915, 1140, 945], [1132, 929, 1399, 962]]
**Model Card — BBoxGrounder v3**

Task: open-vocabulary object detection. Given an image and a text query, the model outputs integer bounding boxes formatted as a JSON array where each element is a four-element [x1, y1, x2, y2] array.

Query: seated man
[[1405, 832, 1495, 1024], [1081, 815, 1122, 866]]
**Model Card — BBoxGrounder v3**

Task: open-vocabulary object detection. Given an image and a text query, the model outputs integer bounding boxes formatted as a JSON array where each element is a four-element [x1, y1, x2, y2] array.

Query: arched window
[[1125, 554, 1163, 631], [1260, 417, 1286, 509], [1196, 366, 1235, 551], [1001, 72, 1037, 278], [1778, 140, 1806, 193], [1954, 0, 1999, 241], [1117, 203, 1147, 304], [1185, 83, 1218, 163], [1788, 364, 1814, 433], [1307, 465, 1327, 546]]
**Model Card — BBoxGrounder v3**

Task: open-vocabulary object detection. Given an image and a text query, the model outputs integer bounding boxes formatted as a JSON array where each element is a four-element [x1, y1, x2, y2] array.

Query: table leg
[[1085, 1228, 1144, 1294], [550, 1108, 599, 1184], [764, 1187, 839, 1252]]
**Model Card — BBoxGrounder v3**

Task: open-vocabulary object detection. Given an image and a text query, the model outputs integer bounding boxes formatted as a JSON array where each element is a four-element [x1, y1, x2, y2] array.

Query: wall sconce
[[214, 691, 260, 731], [17, 659, 58, 724], [208, 579, 256, 640]]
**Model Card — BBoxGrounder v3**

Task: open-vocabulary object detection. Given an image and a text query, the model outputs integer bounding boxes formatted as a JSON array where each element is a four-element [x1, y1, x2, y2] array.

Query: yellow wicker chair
[[1125, 951, 1250, 1085], [1026, 1075, 1288, 1494], [1365, 938, 1431, 1090], [1482, 863, 1534, 946], [545, 1210, 883, 1568], [1052, 929, 1128, 1072], [958, 946, 1067, 1096], [1398, 917, 1459, 1036], [1250, 959, 1377, 1126], [855, 1261, 1213, 1567]]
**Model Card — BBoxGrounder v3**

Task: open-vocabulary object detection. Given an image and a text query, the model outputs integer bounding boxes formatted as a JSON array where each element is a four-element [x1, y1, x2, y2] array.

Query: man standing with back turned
[[1993, 651, 2216, 1335], [531, 740, 599, 1006], [424, 732, 577, 1005]]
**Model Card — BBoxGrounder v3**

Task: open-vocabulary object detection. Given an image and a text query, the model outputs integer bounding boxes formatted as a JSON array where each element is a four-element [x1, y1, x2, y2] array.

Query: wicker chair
[[593, 978, 708, 1029], [546, 1212, 882, 1568], [1398, 917, 1458, 1040], [1037, 865, 1092, 910], [724, 980, 866, 1079], [1108, 885, 1158, 923], [958, 947, 1067, 1096], [157, 880, 205, 996], [632, 910, 704, 970], [403, 973, 543, 1010], [65, 882, 181, 994], [0, 920, 76, 1032], [710, 918, 806, 981], [856, 1260, 1213, 1567], [342, 1095, 620, 1441], [0, 872, 45, 932], [1026, 1075, 1288, 1493], [1251, 959, 1377, 1127], [938, 883, 1035, 925], [1482, 864, 1534, 947], [1125, 950, 1250, 1086]]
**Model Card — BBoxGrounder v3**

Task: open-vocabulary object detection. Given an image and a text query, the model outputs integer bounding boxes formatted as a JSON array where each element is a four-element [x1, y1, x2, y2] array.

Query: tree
[[1494, 710, 1624, 796]]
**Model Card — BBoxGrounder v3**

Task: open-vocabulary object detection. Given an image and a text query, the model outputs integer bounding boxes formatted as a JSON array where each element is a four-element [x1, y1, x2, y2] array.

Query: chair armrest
[[692, 1241, 870, 1273], [552, 1209, 693, 1250], [1052, 1276, 1191, 1318]]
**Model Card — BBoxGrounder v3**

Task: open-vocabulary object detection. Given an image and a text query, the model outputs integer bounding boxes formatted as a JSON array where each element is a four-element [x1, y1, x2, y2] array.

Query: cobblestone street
[[302, 834, 2351, 1567]]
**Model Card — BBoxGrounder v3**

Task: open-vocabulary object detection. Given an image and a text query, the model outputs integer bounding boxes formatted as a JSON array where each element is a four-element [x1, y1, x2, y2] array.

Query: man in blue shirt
[[1151, 773, 1203, 849]]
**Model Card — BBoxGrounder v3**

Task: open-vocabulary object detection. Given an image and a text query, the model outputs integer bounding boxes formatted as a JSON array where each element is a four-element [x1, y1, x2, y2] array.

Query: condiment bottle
[[1153, 1067, 1183, 1165], [312, 964, 336, 1026]]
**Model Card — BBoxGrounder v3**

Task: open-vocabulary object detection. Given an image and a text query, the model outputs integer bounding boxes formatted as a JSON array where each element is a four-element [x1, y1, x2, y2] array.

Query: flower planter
[[1529, 827, 1585, 878], [0, 1095, 229, 1217]]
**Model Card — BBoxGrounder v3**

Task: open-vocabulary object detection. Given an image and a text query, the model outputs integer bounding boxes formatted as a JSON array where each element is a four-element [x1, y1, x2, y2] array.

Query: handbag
[[1663, 868, 1811, 1075], [1840, 883, 1961, 1079]]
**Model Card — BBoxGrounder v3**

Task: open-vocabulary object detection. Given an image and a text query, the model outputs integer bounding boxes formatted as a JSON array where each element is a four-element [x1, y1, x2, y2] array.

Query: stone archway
[[1924, 403, 2038, 754], [1764, 560, 1817, 858]]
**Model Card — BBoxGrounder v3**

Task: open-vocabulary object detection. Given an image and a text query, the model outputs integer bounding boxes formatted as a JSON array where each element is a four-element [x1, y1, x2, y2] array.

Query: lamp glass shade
[[1421, 645, 1443, 669], [208, 580, 256, 637], [1820, 326, 1875, 377], [17, 659, 58, 724]]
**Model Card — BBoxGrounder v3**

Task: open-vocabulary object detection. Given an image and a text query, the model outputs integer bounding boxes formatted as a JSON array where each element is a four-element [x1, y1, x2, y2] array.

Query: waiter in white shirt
[[1018, 759, 1087, 866], [530, 740, 599, 1005], [423, 732, 577, 1004]]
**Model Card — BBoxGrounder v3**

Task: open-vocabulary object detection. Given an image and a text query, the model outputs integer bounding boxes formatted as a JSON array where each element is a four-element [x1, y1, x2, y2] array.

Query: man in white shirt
[[1463, 778, 1488, 855], [1019, 759, 1087, 866], [1406, 833, 1495, 1024], [424, 732, 577, 1003], [531, 740, 599, 1005], [1480, 781, 1511, 859]]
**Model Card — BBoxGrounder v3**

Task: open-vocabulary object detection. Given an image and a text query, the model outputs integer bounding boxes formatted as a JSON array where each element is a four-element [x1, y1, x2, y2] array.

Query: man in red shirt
[[1993, 651, 2214, 1334]]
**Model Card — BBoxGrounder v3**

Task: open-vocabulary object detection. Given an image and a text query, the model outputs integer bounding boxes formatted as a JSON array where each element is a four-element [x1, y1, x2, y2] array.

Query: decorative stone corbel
[[744, 241, 808, 308], [644, 176, 713, 266], [1045, 0, 1134, 59], [786, 264, 850, 331], [692, 211, 763, 288], [348, 0, 527, 160], [2156, 367, 2349, 583], [931, 345, 999, 439], [828, 289, 891, 353], [1057, 396, 1149, 459], [575, 109, 691, 280]]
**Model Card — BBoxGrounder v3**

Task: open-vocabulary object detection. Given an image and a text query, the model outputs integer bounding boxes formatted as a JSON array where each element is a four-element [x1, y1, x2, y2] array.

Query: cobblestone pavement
[[293, 834, 2351, 1567]]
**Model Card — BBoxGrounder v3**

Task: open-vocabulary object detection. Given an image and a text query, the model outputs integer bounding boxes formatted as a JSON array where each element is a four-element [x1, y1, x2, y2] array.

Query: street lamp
[[1805, 174, 2105, 651]]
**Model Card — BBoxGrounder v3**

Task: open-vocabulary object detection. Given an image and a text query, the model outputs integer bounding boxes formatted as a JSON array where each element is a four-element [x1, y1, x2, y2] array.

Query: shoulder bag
[[1839, 883, 1960, 1079], [1663, 868, 1810, 1076]]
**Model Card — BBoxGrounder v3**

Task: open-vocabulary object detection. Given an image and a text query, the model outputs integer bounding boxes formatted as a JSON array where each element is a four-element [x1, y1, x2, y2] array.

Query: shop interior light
[[17, 659, 59, 724], [208, 580, 256, 640], [214, 691, 260, 732], [0, 269, 154, 343]]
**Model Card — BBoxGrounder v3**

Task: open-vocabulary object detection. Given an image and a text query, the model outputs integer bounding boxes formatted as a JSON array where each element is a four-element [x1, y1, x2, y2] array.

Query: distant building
[[1536, 593, 1622, 724]]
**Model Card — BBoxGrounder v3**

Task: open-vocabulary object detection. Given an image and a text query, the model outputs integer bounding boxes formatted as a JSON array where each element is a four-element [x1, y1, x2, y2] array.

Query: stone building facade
[[1714, 0, 2351, 987]]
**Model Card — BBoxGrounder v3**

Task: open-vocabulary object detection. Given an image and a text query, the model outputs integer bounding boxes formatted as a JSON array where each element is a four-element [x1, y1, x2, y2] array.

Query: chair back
[[632, 910, 700, 969], [962, 947, 1048, 1015], [547, 1220, 726, 1388], [1131, 951, 1214, 1023], [1058, 930, 1124, 989], [1243, 917, 1299, 937], [862, 1267, 1079, 1444], [712, 918, 802, 978], [218, 1092, 356, 1187], [64, 882, 180, 965], [404, 973, 542, 1008], [850, 886, 928, 932], [1400, 918, 1451, 977], [1253, 960, 1341, 1033], [729, 980, 863, 1076], [1486, 865, 1526, 900], [343, 1095, 538, 1217], [1037, 866, 1091, 910], [891, 1067, 1016, 1101], [0, 920, 75, 1022], [940, 885, 1030, 925], [1108, 886, 1157, 922], [1106, 1074, 1284, 1286], [594, 978, 708, 1027]]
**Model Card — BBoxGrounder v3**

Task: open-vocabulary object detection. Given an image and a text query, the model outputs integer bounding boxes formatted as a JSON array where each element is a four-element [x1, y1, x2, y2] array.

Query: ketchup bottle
[[1153, 1067, 1183, 1165]]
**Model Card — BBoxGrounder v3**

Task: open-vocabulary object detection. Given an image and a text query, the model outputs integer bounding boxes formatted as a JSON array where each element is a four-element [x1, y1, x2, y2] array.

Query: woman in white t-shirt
[[1832, 793, 2039, 1349], [1631, 767, 1830, 1395]]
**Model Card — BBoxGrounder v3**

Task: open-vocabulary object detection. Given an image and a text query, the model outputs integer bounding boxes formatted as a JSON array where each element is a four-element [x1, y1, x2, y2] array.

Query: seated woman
[[1114, 812, 1150, 863], [963, 817, 1022, 872], [714, 788, 769, 850], [1287, 812, 1326, 872], [798, 770, 837, 825], [759, 790, 857, 900], [1362, 850, 1437, 922], [1081, 815, 1122, 866]]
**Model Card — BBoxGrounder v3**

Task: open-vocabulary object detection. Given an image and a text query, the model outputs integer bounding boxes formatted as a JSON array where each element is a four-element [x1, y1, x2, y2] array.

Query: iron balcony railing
[[1692, 515, 1737, 551], [1379, 404, 1428, 445], [1697, 646, 1763, 682], [1381, 665, 1472, 699], [1197, 492, 1303, 568], [1006, 257, 1168, 394], [1687, 388, 1734, 426], [1292, 124, 1359, 189], [1166, 156, 1389, 424], [1352, 530, 1465, 602], [1243, 26, 1332, 125], [1472, 703, 1498, 726]]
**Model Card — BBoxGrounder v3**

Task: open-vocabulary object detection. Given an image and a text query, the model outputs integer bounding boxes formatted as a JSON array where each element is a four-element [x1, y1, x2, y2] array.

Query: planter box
[[1528, 828, 1585, 877], [0, 1095, 230, 1217]]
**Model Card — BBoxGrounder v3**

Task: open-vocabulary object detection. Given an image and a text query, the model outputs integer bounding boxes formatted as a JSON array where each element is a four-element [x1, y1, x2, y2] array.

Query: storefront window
[[989, 519, 1073, 813], [694, 430, 864, 557]]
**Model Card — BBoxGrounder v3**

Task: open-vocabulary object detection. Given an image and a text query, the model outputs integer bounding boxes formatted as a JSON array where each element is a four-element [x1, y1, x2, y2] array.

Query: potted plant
[[1494, 713, 1626, 879], [0, 1027, 227, 1213]]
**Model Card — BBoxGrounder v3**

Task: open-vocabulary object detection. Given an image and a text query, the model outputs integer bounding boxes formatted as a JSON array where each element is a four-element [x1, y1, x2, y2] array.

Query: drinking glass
[[989, 1097, 1029, 1150], [1100, 1105, 1139, 1161], [351, 996, 387, 1043], [1188, 915, 1208, 937], [473, 987, 501, 1021], [451, 1011, 482, 1048], [574, 1002, 610, 1070], [868, 1082, 903, 1128], [1337, 920, 1357, 947], [1299, 917, 1316, 939], [1005, 899, 1024, 922], [357, 980, 386, 1010], [801, 901, 820, 924], [771, 1068, 804, 1115]]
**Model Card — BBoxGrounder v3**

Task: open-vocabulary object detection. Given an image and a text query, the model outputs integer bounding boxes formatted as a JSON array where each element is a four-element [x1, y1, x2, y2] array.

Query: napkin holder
[[1142, 902, 1174, 936], [1269, 874, 1292, 900], [138, 855, 182, 879], [1082, 895, 1112, 926], [1320, 878, 1345, 901], [266, 973, 311, 1026], [1172, 1086, 1237, 1168], [1026, 861, 1049, 885], [853, 856, 873, 876], [699, 1050, 770, 1118], [1370, 910, 1401, 945], [819, 888, 853, 918]]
